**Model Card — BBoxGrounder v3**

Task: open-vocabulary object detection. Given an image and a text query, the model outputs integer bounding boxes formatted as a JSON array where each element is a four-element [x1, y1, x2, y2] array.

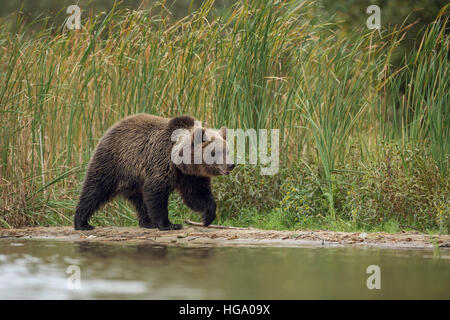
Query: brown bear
[[73, 114, 234, 231]]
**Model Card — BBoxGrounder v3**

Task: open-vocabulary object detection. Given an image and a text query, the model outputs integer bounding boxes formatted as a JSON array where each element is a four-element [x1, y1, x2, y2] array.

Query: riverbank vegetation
[[1, 1, 448, 233]]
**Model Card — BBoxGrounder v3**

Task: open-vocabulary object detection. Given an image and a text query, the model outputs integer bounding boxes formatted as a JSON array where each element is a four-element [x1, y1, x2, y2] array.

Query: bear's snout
[[222, 163, 235, 175]]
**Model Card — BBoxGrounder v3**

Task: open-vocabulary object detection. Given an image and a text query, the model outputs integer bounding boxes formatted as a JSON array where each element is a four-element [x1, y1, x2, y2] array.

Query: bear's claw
[[202, 213, 216, 227], [158, 223, 183, 231]]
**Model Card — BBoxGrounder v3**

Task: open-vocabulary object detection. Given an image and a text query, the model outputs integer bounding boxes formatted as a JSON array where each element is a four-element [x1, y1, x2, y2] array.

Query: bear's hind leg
[[127, 192, 156, 228], [74, 178, 115, 230]]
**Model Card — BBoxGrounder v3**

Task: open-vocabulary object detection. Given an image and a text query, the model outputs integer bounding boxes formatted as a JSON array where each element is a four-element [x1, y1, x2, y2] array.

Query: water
[[0, 240, 448, 299]]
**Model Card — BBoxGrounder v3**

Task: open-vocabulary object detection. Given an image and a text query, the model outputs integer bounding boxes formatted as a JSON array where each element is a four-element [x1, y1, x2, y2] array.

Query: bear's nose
[[228, 164, 235, 171]]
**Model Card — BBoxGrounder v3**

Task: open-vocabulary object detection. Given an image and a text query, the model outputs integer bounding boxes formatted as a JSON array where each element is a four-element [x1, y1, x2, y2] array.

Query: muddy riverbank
[[1, 225, 449, 250]]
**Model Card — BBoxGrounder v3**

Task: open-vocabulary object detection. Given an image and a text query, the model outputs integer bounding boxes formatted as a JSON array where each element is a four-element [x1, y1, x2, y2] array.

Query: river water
[[0, 239, 448, 299]]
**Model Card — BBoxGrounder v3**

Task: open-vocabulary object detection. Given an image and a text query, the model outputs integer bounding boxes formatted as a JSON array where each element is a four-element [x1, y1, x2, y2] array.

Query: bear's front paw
[[158, 223, 183, 231], [202, 212, 216, 227]]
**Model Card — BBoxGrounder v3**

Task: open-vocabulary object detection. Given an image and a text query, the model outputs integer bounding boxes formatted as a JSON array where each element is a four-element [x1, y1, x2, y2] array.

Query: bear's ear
[[192, 127, 205, 146], [220, 126, 227, 140], [168, 115, 196, 130]]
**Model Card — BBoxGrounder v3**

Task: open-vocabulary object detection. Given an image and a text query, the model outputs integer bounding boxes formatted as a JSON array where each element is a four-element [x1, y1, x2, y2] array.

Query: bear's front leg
[[201, 197, 216, 227], [178, 179, 216, 227], [142, 182, 182, 231]]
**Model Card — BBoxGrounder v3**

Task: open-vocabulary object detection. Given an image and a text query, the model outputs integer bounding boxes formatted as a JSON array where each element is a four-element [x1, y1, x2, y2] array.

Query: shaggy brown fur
[[74, 114, 234, 231]]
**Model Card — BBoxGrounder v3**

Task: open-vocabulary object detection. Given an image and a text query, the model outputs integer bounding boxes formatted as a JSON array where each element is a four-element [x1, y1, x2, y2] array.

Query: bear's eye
[[211, 150, 215, 157]]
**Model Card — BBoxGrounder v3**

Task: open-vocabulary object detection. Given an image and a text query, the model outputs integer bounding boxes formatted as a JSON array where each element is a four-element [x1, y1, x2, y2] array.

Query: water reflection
[[0, 240, 449, 299]]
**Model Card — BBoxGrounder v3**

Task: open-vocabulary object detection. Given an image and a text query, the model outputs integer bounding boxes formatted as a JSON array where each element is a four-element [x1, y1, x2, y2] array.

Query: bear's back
[[87, 114, 176, 180]]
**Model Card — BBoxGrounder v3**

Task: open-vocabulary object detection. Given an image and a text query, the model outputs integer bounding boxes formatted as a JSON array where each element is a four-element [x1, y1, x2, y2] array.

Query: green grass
[[0, 0, 448, 233]]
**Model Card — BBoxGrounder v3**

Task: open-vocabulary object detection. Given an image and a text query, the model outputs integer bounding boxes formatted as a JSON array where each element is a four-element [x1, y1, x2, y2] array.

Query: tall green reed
[[385, 16, 448, 175]]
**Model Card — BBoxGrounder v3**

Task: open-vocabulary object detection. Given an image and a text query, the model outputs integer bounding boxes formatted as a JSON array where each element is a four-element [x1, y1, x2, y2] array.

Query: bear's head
[[171, 123, 235, 177]]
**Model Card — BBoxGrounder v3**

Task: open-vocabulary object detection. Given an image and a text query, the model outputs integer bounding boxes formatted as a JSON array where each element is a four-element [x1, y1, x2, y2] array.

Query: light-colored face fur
[[172, 123, 234, 177]]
